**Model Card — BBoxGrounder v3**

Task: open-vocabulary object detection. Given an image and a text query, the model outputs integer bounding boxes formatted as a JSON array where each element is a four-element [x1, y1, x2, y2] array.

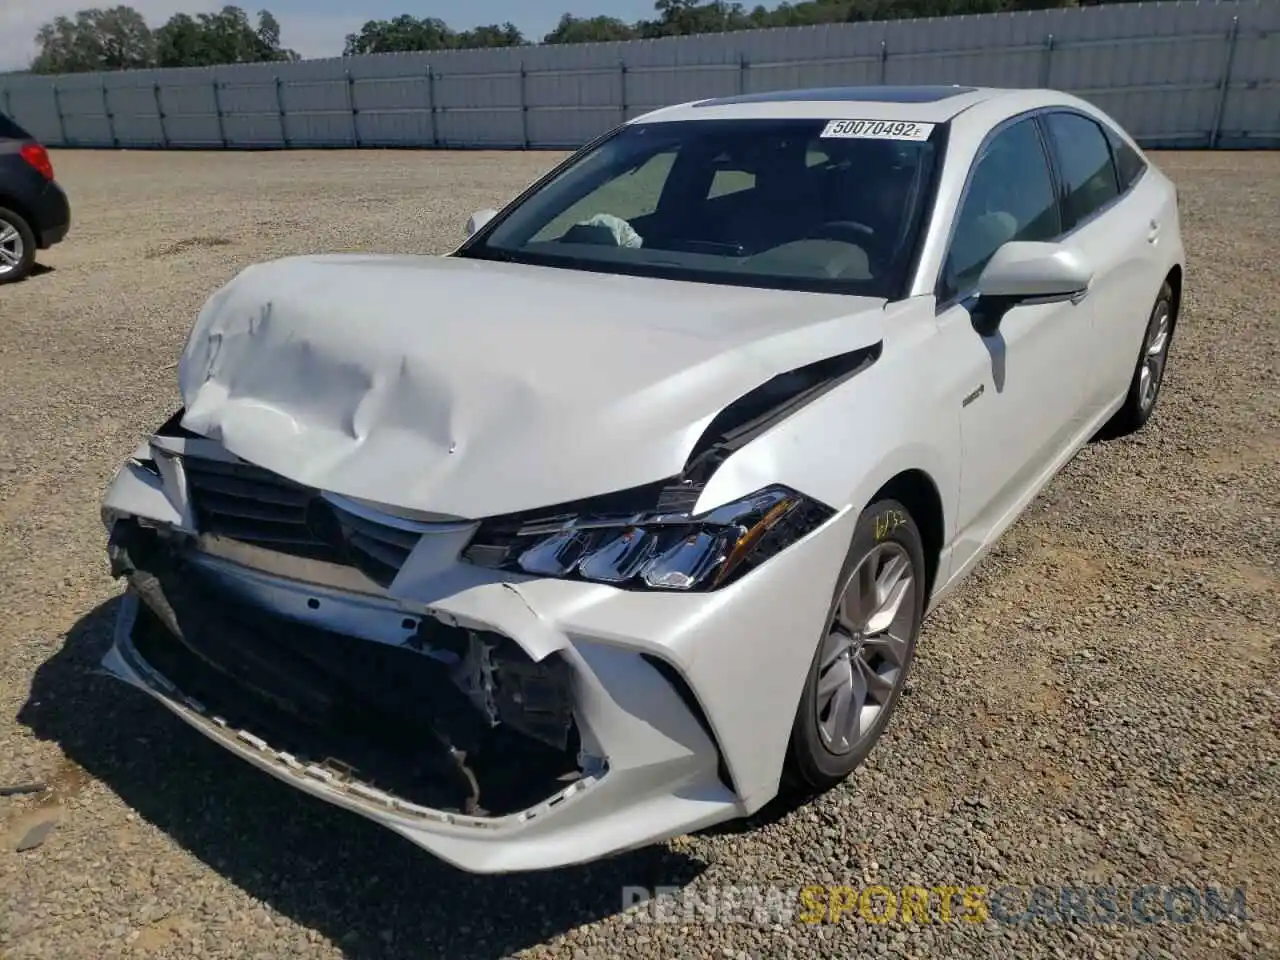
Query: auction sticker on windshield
[[821, 119, 936, 141]]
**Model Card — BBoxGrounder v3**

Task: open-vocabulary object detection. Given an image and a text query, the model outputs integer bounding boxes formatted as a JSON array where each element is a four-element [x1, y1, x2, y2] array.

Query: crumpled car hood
[[178, 254, 887, 518]]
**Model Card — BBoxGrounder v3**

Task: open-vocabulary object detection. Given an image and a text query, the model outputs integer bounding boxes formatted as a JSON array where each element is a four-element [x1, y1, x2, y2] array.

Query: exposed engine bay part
[[407, 619, 575, 751], [108, 520, 585, 817]]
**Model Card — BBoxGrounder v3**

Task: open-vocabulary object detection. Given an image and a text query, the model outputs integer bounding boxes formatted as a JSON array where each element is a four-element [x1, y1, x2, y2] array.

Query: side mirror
[[971, 241, 1093, 337], [466, 208, 498, 238]]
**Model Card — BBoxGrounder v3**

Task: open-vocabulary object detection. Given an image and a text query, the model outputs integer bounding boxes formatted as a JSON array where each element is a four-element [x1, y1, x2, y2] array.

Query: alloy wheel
[[0, 217, 24, 277], [815, 542, 915, 756], [1138, 301, 1172, 412]]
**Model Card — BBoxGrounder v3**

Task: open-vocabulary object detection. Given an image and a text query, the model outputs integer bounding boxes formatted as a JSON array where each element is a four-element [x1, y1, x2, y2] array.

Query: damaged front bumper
[[98, 428, 855, 873]]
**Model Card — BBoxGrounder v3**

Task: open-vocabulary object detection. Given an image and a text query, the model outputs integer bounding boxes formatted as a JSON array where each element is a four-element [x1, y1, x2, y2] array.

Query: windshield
[[461, 118, 945, 299]]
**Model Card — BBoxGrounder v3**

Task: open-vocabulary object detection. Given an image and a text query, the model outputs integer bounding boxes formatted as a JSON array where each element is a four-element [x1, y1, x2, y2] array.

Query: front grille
[[182, 456, 420, 587], [183, 457, 336, 560], [334, 506, 421, 587]]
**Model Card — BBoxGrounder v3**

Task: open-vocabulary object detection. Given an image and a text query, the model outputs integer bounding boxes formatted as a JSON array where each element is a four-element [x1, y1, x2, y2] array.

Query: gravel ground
[[0, 149, 1276, 960]]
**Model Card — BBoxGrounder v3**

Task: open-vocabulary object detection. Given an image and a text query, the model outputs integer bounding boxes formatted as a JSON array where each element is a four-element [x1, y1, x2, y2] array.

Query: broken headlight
[[463, 485, 834, 591]]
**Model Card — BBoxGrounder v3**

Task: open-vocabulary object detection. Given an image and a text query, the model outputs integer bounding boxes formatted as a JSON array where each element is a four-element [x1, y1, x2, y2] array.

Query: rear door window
[[1103, 125, 1148, 192], [1042, 112, 1121, 228]]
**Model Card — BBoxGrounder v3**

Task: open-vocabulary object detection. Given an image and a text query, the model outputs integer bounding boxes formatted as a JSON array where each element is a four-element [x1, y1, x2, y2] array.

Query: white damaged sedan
[[100, 85, 1184, 874]]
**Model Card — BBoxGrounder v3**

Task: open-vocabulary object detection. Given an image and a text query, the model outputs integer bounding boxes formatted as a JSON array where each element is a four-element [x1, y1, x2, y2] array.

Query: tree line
[[28, 0, 1132, 74], [30, 6, 296, 74]]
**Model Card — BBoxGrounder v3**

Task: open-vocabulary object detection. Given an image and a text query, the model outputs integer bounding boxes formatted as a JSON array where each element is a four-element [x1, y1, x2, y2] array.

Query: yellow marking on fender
[[874, 510, 907, 541]]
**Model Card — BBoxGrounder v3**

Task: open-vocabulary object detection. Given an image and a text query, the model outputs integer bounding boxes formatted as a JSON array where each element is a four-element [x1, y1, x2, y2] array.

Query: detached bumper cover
[[100, 445, 855, 873]]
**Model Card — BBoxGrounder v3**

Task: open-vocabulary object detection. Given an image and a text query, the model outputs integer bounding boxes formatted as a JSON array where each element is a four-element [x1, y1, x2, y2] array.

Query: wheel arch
[[0, 193, 35, 234], [1165, 264, 1183, 333], [868, 468, 945, 603]]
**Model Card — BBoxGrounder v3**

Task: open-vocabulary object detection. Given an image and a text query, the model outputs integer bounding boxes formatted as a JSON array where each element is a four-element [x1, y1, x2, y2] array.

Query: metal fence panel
[[220, 114, 285, 147], [433, 70, 522, 111], [351, 74, 436, 145], [156, 82, 219, 146], [435, 104, 524, 147], [746, 57, 880, 93], [356, 108, 437, 147], [163, 115, 222, 147], [1, 1, 1277, 150], [1222, 16, 1280, 145], [105, 84, 158, 145], [61, 113, 110, 146], [162, 81, 216, 115], [526, 104, 618, 148], [282, 77, 354, 145], [5, 87, 61, 142]]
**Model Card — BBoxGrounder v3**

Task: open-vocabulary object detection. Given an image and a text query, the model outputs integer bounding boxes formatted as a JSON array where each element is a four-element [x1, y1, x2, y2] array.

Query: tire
[[0, 207, 36, 285], [786, 498, 926, 791], [1104, 281, 1175, 437]]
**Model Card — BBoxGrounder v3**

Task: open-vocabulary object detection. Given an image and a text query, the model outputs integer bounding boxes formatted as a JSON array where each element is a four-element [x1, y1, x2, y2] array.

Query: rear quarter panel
[[0, 150, 48, 224]]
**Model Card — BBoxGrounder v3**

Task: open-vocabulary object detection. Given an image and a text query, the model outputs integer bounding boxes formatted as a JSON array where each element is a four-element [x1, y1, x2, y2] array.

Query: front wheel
[[786, 498, 925, 790]]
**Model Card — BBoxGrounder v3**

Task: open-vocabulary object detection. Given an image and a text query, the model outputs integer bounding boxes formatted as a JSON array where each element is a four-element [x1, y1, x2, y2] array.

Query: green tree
[[178, 6, 296, 64], [153, 13, 205, 67], [640, 0, 756, 37], [456, 23, 527, 48], [343, 15, 456, 54], [343, 16, 527, 54], [543, 14, 638, 44], [256, 10, 297, 58], [633, 0, 1054, 33], [33, 5, 294, 72], [32, 6, 154, 74]]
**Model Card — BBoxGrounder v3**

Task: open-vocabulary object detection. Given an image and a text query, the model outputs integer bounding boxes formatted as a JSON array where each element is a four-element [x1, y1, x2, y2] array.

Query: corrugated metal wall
[[2, 1, 1276, 150]]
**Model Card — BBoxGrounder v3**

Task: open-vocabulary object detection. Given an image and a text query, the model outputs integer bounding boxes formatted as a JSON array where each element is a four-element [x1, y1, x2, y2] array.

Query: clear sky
[[1, 0, 661, 72]]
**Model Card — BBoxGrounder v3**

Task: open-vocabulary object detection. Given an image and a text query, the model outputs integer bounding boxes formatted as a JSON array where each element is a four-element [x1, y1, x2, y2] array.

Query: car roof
[[632, 85, 1051, 126], [0, 113, 33, 140]]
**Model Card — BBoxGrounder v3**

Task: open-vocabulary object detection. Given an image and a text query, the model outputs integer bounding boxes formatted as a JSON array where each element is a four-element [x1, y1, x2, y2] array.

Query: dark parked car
[[0, 113, 70, 284]]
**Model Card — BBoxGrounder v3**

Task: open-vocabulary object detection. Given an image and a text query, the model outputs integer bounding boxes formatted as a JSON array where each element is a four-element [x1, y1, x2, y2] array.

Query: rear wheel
[[0, 207, 36, 284], [787, 498, 925, 790], [1104, 281, 1175, 436]]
